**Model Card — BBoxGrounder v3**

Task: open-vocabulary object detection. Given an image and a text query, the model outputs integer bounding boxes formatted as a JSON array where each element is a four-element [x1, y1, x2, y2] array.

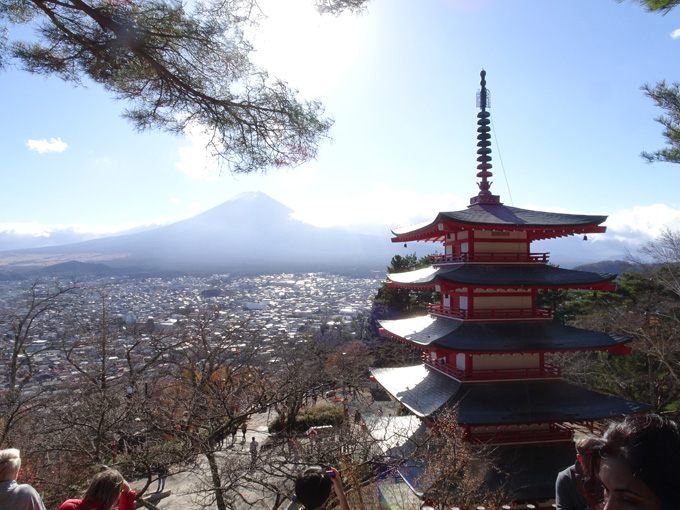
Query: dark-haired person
[[290, 467, 350, 510], [0, 448, 46, 510], [598, 413, 680, 510], [59, 468, 135, 510], [555, 436, 603, 510]]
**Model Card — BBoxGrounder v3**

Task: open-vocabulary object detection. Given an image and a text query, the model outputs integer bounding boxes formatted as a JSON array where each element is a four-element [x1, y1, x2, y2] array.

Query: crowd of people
[[1, 412, 678, 510]]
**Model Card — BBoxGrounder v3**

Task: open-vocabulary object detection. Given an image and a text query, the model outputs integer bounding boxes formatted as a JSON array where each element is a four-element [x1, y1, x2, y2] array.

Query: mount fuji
[[0, 193, 406, 273]]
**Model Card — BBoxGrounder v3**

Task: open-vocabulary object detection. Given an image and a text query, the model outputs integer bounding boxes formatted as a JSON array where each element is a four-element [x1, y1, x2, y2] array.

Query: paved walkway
[[132, 410, 273, 510], [131, 392, 418, 509]]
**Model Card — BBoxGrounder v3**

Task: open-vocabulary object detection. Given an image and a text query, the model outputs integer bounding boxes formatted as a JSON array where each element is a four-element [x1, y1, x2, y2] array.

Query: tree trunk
[[206, 449, 228, 510]]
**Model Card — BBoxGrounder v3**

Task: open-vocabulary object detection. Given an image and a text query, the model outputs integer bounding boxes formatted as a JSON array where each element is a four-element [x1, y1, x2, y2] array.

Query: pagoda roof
[[371, 365, 459, 417], [398, 442, 576, 502], [392, 203, 607, 242], [364, 415, 426, 459], [379, 315, 631, 352], [370, 365, 650, 422], [386, 264, 616, 290]]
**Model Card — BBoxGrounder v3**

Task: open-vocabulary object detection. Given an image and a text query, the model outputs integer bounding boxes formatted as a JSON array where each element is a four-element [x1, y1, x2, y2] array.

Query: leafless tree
[[0, 278, 79, 446]]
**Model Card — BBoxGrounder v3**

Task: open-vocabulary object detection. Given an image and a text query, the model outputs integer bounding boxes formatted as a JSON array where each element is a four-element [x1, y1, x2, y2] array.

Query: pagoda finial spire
[[470, 69, 501, 206]]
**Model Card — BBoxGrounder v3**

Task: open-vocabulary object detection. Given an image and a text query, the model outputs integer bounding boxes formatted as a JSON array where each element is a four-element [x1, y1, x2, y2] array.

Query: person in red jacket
[[59, 468, 135, 510]]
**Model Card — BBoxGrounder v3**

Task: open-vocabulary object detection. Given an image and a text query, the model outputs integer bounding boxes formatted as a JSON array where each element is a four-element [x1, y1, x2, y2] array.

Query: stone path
[[131, 393, 419, 509], [132, 410, 273, 510]]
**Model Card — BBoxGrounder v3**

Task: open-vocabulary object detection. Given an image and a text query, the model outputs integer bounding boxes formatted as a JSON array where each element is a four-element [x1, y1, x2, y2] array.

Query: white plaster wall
[[474, 296, 532, 309], [474, 231, 527, 239], [472, 353, 540, 370], [474, 241, 526, 253]]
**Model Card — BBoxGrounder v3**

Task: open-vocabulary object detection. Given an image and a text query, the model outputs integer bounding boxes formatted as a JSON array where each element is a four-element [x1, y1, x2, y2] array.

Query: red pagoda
[[370, 70, 648, 506]]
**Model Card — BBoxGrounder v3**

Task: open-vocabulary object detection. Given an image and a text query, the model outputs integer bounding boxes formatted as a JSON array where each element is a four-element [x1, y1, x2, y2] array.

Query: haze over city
[[3, 0, 680, 264]]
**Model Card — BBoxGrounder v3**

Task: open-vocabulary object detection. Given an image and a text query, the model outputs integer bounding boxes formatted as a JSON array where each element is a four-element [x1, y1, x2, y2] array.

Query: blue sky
[[2, 0, 680, 261]]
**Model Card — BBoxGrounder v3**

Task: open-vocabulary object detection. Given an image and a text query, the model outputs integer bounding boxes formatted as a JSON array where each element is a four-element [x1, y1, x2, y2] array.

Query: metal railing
[[465, 424, 573, 445], [427, 304, 553, 321], [430, 253, 549, 265], [423, 356, 562, 382]]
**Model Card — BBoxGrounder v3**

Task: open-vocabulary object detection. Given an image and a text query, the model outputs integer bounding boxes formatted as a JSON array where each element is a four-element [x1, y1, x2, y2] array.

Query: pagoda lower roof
[[398, 441, 576, 502], [370, 365, 649, 422], [391, 203, 607, 241], [386, 264, 615, 289], [379, 315, 631, 352]]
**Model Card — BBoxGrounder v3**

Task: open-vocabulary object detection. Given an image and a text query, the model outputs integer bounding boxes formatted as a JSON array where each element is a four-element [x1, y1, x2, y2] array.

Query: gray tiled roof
[[370, 365, 460, 417], [371, 365, 649, 423], [387, 264, 615, 288], [448, 379, 650, 425], [363, 415, 426, 458], [392, 203, 607, 236], [379, 316, 631, 352]]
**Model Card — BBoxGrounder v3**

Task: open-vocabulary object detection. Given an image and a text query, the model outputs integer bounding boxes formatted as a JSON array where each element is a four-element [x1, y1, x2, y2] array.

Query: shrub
[[268, 405, 344, 433]]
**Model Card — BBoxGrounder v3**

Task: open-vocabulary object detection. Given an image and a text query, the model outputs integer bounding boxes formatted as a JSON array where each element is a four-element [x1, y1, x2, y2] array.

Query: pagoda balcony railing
[[464, 424, 573, 445], [423, 356, 562, 382], [430, 252, 549, 265], [427, 304, 553, 321]]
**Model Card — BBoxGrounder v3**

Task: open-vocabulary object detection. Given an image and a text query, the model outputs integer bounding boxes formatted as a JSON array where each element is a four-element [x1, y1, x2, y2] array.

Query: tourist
[[59, 468, 135, 510], [288, 466, 350, 510], [555, 436, 603, 510], [215, 430, 225, 449], [598, 413, 680, 510], [155, 464, 168, 493], [0, 448, 46, 510], [249, 437, 258, 465]]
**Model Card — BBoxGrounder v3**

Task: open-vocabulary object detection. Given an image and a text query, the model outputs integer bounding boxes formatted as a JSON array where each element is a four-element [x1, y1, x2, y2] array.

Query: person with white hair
[[0, 448, 46, 510]]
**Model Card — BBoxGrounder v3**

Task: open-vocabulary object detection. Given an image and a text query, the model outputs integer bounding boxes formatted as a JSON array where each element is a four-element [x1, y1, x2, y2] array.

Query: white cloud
[[509, 202, 680, 250], [290, 184, 467, 230], [0, 222, 52, 237], [671, 28, 680, 39], [0, 219, 181, 238], [174, 122, 221, 181], [605, 204, 680, 244], [25, 138, 68, 154]]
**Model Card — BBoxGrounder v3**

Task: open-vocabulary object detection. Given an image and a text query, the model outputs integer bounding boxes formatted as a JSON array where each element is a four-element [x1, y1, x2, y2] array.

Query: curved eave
[[392, 224, 607, 244], [391, 205, 608, 243], [379, 316, 633, 353], [370, 365, 460, 418], [386, 265, 617, 291], [371, 365, 650, 423], [442, 379, 650, 425]]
